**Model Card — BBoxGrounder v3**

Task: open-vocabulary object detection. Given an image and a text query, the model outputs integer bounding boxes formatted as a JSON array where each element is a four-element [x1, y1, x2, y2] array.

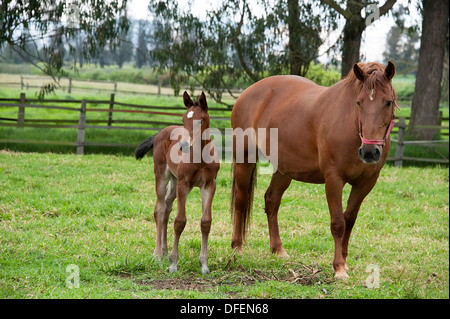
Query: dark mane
[[342, 62, 391, 94]]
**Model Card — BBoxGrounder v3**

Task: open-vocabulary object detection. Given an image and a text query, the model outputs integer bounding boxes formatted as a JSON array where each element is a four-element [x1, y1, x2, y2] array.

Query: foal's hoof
[[201, 266, 210, 274], [169, 264, 177, 273]]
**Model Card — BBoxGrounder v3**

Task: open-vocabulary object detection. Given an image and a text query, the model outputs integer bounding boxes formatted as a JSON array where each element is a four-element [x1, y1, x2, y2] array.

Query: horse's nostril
[[358, 147, 364, 158], [373, 147, 381, 160]]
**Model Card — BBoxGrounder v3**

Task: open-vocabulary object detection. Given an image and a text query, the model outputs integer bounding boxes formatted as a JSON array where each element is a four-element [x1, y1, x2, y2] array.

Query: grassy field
[[0, 151, 448, 299]]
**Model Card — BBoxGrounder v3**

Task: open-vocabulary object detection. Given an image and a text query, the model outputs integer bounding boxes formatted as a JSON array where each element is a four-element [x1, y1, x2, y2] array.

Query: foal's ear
[[384, 61, 395, 81], [199, 92, 208, 111], [183, 91, 194, 108], [353, 63, 365, 82]]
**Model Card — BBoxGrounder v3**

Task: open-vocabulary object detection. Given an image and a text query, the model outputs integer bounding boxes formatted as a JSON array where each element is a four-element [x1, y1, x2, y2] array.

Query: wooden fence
[[0, 93, 448, 165], [388, 116, 449, 167], [0, 93, 231, 155], [0, 74, 243, 98]]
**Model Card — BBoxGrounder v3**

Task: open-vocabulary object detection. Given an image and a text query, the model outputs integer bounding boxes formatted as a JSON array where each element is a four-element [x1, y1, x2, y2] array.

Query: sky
[[127, 0, 421, 64]]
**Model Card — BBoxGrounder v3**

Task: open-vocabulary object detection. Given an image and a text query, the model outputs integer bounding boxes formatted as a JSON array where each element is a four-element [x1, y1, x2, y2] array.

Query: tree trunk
[[409, 0, 449, 140], [340, 0, 365, 78], [288, 0, 302, 76], [341, 16, 365, 78]]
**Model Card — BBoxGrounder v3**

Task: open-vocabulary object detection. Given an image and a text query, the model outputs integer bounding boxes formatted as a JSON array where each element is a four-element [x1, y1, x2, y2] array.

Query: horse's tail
[[135, 134, 158, 160], [230, 160, 257, 244]]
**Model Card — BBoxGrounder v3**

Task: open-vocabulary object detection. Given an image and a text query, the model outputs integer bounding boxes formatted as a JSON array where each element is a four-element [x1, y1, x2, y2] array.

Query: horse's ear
[[353, 63, 365, 82], [199, 92, 208, 111], [183, 91, 194, 108], [385, 61, 395, 81]]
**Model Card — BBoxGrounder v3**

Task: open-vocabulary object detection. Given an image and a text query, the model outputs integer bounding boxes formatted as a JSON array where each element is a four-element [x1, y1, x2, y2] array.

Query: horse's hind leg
[[264, 170, 292, 258], [199, 180, 216, 274], [169, 179, 190, 273]]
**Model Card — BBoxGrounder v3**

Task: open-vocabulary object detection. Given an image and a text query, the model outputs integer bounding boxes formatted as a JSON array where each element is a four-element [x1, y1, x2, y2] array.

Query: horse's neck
[[325, 80, 359, 121]]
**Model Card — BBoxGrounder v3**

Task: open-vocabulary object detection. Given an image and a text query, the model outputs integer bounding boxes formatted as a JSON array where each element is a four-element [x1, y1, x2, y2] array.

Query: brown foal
[[136, 92, 220, 274]]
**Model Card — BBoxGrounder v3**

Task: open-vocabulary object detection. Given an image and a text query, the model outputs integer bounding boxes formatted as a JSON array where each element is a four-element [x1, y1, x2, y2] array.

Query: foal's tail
[[230, 160, 258, 244], [135, 134, 157, 160]]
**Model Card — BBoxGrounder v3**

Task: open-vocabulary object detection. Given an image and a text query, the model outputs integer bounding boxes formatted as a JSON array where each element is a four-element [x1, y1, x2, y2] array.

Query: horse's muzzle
[[358, 144, 382, 164]]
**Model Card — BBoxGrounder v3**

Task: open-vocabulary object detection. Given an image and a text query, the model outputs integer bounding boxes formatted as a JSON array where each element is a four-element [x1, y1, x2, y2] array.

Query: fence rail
[[0, 93, 448, 165], [0, 74, 243, 99], [0, 93, 231, 154]]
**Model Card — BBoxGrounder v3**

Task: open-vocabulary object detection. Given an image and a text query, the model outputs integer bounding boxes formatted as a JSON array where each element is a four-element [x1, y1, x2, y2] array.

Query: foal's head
[[351, 61, 397, 164], [179, 91, 210, 153]]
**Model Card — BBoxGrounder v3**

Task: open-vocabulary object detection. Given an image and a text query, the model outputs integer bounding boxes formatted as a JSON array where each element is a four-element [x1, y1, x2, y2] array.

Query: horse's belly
[[277, 160, 325, 184]]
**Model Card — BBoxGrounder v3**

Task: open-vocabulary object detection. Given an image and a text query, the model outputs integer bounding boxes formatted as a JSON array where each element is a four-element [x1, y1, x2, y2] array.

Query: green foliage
[[148, 0, 329, 106], [305, 62, 341, 87], [0, 0, 130, 97]]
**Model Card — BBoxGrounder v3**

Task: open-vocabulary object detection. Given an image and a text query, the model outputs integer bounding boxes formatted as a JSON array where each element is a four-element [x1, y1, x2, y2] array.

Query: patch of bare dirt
[[134, 261, 332, 292]]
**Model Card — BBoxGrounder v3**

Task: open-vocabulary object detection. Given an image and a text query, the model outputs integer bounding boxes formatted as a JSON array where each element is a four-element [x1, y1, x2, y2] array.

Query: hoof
[[233, 247, 243, 255], [201, 266, 210, 274], [169, 264, 177, 273], [274, 249, 290, 259], [334, 270, 349, 280]]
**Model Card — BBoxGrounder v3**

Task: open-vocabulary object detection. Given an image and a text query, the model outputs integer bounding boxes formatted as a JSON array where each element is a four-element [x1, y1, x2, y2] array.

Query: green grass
[[0, 151, 448, 298]]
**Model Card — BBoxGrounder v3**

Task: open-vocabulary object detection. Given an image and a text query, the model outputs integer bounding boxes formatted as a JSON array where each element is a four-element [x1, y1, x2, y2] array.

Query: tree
[[111, 26, 134, 68], [0, 0, 129, 96], [383, 25, 420, 75], [136, 20, 148, 68], [409, 0, 449, 140], [148, 0, 326, 106], [321, 0, 397, 78]]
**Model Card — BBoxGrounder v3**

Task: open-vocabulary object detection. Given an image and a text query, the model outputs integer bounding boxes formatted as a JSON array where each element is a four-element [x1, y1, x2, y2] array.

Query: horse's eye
[[356, 101, 361, 108], [385, 101, 392, 108]]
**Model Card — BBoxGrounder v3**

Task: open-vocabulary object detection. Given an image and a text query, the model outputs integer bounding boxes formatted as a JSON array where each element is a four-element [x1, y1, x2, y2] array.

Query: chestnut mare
[[230, 62, 398, 279], [135, 92, 219, 274]]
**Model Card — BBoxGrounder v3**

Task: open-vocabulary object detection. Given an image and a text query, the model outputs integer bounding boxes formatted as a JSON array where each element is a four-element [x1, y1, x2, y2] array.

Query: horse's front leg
[[324, 174, 347, 279], [342, 176, 379, 270], [199, 180, 216, 274], [168, 179, 190, 273]]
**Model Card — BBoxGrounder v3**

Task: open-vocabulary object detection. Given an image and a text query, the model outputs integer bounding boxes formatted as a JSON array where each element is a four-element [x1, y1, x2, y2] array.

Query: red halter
[[358, 89, 400, 146]]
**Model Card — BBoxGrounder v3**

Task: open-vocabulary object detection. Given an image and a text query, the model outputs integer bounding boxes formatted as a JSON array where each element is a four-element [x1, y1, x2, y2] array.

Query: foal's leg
[[169, 179, 190, 273], [264, 170, 292, 258], [342, 176, 378, 270], [324, 174, 347, 279], [160, 176, 177, 256], [153, 166, 171, 259], [199, 180, 216, 274]]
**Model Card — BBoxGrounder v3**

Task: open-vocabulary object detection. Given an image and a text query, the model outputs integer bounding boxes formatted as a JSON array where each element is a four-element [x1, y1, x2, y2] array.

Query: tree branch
[[321, 0, 352, 20], [379, 0, 397, 17], [233, 1, 259, 83]]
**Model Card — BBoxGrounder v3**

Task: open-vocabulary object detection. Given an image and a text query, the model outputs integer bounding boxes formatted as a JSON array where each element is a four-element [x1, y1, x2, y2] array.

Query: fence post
[[20, 75, 24, 90], [395, 117, 406, 167], [17, 92, 26, 128], [114, 81, 117, 93], [68, 77, 72, 93], [108, 93, 115, 127], [77, 100, 86, 155]]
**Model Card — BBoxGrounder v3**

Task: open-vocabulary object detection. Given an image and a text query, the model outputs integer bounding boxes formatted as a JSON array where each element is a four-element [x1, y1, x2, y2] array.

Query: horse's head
[[179, 91, 210, 153], [353, 61, 397, 164]]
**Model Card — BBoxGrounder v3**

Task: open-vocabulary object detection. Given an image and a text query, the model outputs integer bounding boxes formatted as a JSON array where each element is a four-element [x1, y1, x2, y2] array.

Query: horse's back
[[231, 75, 324, 130]]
